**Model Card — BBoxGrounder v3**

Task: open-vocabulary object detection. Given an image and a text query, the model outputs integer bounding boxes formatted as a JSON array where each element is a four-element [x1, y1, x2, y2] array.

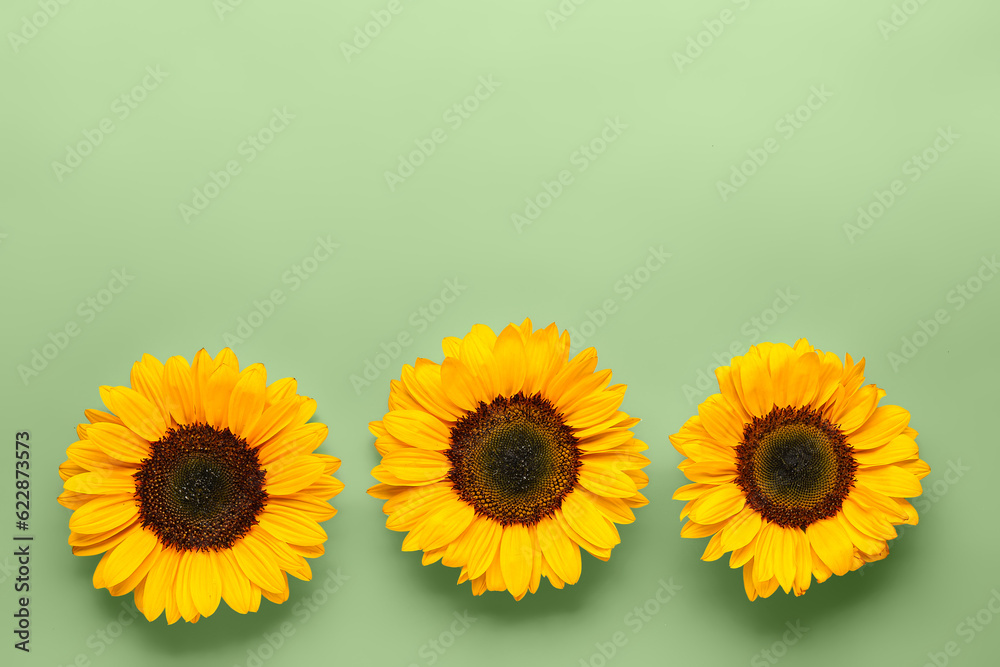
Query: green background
[[2, 1, 999, 666]]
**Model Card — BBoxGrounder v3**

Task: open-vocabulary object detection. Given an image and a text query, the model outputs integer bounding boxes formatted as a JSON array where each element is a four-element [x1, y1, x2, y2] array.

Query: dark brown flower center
[[133, 423, 267, 551], [735, 406, 857, 529], [447, 392, 580, 526]]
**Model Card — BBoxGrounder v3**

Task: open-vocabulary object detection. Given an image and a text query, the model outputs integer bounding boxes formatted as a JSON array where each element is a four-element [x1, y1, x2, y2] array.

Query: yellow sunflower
[[368, 319, 650, 600], [672, 339, 930, 600], [58, 348, 343, 623]]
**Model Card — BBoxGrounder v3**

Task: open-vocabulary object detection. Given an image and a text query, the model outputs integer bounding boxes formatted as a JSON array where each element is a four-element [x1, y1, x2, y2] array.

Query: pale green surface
[[2, 2, 999, 666]]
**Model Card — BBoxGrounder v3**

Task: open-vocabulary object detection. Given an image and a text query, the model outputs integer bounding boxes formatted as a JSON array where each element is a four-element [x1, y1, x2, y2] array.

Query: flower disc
[[736, 406, 857, 529], [447, 392, 581, 526], [134, 423, 267, 551]]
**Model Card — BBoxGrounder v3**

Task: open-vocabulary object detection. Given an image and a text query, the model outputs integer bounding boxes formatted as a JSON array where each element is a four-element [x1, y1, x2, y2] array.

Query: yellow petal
[[687, 483, 746, 525], [267, 494, 337, 522], [190, 349, 213, 423], [805, 517, 853, 576], [537, 517, 582, 584], [257, 505, 327, 546], [188, 550, 222, 618], [672, 482, 715, 501], [737, 349, 774, 417], [258, 423, 328, 464], [231, 534, 284, 593], [462, 517, 503, 579], [773, 526, 800, 593], [743, 564, 758, 601], [174, 552, 200, 622], [439, 357, 480, 412], [383, 410, 451, 450], [492, 325, 527, 398], [228, 364, 267, 437], [442, 336, 462, 358], [784, 352, 821, 408], [130, 356, 170, 427], [854, 434, 919, 466], [577, 462, 637, 498], [842, 496, 896, 540], [560, 492, 619, 549], [698, 394, 743, 446], [65, 470, 136, 495], [86, 422, 150, 464], [103, 528, 158, 587], [99, 386, 167, 442], [379, 449, 450, 483], [163, 356, 197, 425], [265, 455, 325, 496], [417, 498, 476, 551], [856, 464, 923, 498], [680, 461, 738, 484], [718, 506, 762, 552], [400, 361, 465, 422], [499, 524, 532, 599], [833, 384, 880, 433], [457, 330, 499, 402], [847, 405, 910, 447], [247, 397, 304, 447], [752, 521, 781, 583], [141, 549, 179, 622], [204, 363, 239, 430], [69, 494, 138, 534], [218, 549, 253, 614]]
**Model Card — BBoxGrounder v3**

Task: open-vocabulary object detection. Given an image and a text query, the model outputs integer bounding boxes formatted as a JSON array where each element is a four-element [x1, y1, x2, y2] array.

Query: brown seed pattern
[[447, 393, 580, 526], [133, 423, 268, 551], [735, 406, 857, 529]]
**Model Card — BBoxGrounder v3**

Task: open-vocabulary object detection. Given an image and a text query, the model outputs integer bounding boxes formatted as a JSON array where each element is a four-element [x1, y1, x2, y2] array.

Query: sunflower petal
[[499, 524, 532, 599], [100, 386, 166, 442]]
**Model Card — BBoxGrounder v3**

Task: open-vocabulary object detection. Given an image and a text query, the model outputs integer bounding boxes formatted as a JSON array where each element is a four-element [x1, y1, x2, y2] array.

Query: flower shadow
[[684, 520, 928, 637], [90, 568, 305, 657]]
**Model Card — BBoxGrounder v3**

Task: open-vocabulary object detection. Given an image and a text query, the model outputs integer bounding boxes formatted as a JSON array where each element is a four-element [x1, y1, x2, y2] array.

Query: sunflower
[[367, 320, 650, 599], [672, 339, 930, 600], [58, 348, 342, 623]]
